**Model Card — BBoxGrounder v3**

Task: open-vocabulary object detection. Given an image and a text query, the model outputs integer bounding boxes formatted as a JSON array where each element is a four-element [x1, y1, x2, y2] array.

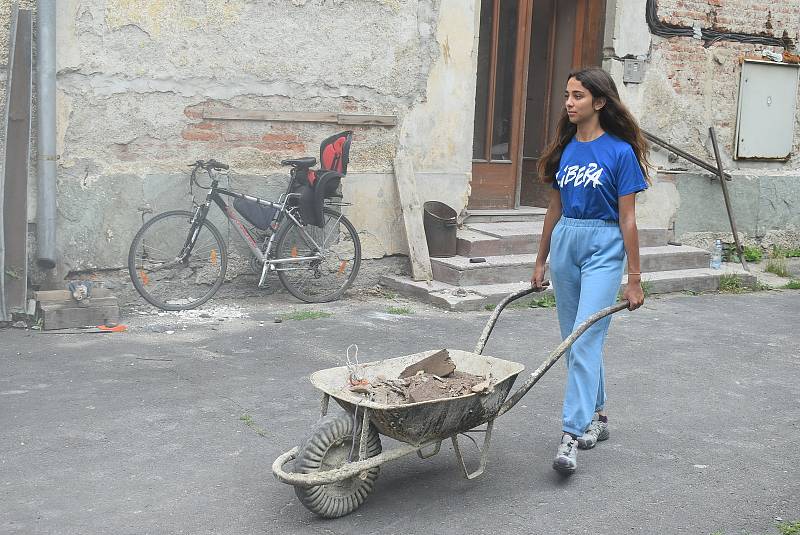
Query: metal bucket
[[423, 201, 457, 258]]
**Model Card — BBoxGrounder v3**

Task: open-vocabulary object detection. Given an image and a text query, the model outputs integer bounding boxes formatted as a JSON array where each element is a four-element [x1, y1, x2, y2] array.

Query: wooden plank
[[201, 108, 396, 126], [203, 109, 339, 122], [41, 304, 120, 330], [393, 147, 432, 281], [34, 287, 113, 302], [337, 114, 397, 126], [1, 9, 32, 318], [39, 297, 119, 310]]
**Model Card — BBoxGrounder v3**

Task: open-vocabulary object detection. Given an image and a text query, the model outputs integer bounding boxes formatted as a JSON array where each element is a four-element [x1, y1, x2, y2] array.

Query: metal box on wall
[[734, 59, 800, 160]]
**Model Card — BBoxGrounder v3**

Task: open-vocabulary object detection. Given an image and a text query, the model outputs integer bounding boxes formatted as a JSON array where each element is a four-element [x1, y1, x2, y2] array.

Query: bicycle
[[128, 132, 361, 310]]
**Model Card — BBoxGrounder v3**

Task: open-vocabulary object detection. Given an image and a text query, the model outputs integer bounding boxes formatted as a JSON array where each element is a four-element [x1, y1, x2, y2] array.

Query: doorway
[[469, 0, 607, 210]]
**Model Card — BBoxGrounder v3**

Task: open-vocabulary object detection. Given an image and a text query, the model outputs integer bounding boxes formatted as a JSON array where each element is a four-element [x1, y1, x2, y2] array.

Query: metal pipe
[[36, 0, 57, 269], [643, 130, 732, 181], [709, 127, 748, 272]]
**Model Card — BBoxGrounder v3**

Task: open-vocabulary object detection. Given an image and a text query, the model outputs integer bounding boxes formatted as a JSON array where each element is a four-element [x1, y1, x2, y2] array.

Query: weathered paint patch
[[104, 0, 244, 37]]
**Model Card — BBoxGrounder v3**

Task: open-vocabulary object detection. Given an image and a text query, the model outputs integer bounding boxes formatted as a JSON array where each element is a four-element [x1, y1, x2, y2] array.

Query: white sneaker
[[577, 416, 609, 450], [552, 434, 578, 474]]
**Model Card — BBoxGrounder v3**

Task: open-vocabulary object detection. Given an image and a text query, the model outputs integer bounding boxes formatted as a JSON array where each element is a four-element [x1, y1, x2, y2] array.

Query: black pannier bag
[[233, 197, 278, 230]]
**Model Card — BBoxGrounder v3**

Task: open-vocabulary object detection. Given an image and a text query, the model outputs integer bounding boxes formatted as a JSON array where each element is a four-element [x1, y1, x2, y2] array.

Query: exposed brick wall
[[647, 0, 800, 155], [656, 0, 800, 39], [654, 0, 800, 97]]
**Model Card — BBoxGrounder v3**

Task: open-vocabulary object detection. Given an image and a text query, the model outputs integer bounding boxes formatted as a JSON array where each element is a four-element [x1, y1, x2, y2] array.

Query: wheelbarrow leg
[[451, 419, 494, 480], [320, 392, 330, 417], [417, 441, 443, 459], [357, 406, 371, 462]]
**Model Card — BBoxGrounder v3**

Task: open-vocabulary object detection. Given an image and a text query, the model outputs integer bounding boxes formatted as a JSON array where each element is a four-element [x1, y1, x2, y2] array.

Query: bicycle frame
[[185, 166, 344, 288]]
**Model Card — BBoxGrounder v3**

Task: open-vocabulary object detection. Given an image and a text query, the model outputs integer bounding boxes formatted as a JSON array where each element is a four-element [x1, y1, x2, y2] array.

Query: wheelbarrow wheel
[[293, 413, 382, 518]]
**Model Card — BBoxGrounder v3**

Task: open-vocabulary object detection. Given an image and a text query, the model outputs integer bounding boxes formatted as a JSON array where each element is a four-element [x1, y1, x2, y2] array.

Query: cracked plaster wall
[[50, 0, 475, 275], [608, 0, 800, 247]]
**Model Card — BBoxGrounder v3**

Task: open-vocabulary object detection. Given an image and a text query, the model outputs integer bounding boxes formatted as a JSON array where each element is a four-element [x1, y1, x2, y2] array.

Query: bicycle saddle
[[280, 157, 316, 167]]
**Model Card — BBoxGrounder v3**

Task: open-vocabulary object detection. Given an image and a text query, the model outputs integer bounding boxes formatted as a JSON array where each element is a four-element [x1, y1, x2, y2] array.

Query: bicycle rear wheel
[[128, 210, 227, 311], [274, 207, 361, 303]]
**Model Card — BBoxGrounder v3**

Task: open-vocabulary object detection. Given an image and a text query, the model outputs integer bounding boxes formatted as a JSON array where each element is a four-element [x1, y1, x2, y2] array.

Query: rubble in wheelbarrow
[[348, 349, 495, 405]]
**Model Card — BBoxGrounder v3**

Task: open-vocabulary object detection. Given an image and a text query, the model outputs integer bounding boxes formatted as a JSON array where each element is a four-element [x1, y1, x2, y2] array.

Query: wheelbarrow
[[272, 288, 630, 518]]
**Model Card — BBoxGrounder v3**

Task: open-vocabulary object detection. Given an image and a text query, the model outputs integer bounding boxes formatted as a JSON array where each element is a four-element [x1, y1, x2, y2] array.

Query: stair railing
[[642, 129, 748, 272]]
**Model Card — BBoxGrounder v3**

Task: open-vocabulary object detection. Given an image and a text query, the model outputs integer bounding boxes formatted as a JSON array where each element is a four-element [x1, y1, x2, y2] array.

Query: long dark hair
[[537, 67, 652, 185]]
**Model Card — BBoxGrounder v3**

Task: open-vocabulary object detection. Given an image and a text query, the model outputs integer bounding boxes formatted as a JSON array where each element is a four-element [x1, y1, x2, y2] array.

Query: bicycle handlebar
[[189, 160, 229, 189], [189, 159, 230, 171], [206, 159, 229, 170]]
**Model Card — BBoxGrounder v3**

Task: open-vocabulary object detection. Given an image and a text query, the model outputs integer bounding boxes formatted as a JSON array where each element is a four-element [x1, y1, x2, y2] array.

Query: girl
[[530, 67, 650, 475]]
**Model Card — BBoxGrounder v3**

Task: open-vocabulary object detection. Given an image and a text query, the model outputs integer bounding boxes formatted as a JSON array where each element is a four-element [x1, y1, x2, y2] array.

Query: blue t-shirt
[[553, 133, 647, 221]]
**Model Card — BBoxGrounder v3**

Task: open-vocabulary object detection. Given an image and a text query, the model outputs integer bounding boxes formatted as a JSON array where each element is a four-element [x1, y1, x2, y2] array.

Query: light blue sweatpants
[[549, 217, 625, 437]]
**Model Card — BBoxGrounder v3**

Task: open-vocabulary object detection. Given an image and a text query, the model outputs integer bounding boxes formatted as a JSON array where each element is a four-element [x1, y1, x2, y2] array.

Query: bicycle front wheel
[[274, 207, 361, 303], [128, 210, 228, 311]]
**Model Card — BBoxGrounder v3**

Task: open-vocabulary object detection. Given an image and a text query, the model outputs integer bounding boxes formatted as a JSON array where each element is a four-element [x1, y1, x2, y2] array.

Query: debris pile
[[349, 349, 493, 405]]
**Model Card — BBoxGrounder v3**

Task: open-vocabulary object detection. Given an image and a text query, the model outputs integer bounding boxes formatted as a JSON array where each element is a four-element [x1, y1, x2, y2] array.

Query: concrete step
[[431, 254, 538, 286], [456, 223, 671, 257], [380, 265, 756, 312], [457, 221, 543, 257], [463, 207, 547, 223], [640, 245, 709, 272], [431, 245, 710, 286]]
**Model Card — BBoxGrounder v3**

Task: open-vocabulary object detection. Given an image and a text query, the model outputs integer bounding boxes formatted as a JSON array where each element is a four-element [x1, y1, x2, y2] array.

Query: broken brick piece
[[399, 349, 455, 379]]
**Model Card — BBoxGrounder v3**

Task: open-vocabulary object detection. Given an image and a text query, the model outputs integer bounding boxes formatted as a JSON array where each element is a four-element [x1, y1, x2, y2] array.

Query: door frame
[[468, 0, 532, 210], [512, 0, 534, 209], [468, 0, 608, 209]]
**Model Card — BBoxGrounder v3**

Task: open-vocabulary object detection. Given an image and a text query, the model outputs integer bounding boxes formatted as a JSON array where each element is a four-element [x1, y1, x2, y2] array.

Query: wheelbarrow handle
[[495, 299, 630, 418], [474, 286, 547, 355]]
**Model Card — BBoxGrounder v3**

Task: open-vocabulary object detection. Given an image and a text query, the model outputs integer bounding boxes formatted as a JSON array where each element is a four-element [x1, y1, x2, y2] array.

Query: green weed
[[387, 306, 413, 315], [528, 294, 557, 308], [641, 279, 653, 297], [784, 248, 800, 258], [743, 245, 763, 262], [719, 274, 746, 293], [239, 414, 267, 437], [778, 521, 800, 535], [621, 279, 652, 299], [281, 310, 333, 321], [484, 304, 496, 311], [708, 519, 800, 535], [770, 246, 800, 259], [784, 279, 800, 290], [765, 250, 790, 278], [379, 288, 399, 299]]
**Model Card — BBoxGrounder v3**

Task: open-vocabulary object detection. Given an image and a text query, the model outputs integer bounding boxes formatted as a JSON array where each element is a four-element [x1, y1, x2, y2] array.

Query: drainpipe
[[36, 0, 57, 269]]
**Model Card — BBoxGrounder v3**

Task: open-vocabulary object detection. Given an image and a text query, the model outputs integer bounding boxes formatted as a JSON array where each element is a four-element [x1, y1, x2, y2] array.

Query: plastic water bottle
[[710, 239, 723, 269]]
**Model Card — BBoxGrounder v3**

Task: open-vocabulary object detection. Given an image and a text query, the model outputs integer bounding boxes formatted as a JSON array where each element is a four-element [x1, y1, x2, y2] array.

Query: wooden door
[[519, 0, 607, 207], [468, 0, 531, 210]]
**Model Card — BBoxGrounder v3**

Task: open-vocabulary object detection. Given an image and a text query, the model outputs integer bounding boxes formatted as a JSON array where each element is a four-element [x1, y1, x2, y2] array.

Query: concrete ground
[[1, 288, 799, 535]]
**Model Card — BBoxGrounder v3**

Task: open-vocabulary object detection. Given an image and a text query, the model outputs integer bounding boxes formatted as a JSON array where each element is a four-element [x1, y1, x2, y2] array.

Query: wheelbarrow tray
[[310, 349, 525, 445]]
